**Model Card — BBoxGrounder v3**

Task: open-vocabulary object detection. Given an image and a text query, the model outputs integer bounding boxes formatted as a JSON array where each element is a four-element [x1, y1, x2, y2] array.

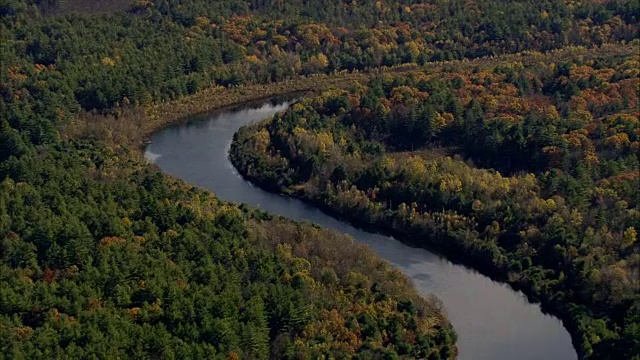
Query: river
[[144, 99, 577, 360]]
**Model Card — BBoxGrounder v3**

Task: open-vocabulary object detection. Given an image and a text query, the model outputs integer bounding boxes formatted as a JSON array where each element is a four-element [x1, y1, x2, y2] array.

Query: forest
[[1, 0, 639, 359], [231, 46, 640, 359], [0, 139, 457, 359]]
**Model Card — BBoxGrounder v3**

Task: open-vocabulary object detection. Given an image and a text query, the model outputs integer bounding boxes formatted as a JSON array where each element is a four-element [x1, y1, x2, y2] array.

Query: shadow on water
[[145, 100, 577, 360]]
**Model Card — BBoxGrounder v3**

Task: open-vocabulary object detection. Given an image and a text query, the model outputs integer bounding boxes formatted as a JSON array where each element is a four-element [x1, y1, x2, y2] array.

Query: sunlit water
[[145, 100, 577, 360]]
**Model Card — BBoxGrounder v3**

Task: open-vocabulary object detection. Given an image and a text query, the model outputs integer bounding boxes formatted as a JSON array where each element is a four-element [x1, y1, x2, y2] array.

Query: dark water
[[145, 100, 577, 360]]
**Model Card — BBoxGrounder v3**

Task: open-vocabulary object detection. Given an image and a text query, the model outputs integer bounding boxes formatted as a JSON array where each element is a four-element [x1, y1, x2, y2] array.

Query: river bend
[[145, 99, 577, 360]]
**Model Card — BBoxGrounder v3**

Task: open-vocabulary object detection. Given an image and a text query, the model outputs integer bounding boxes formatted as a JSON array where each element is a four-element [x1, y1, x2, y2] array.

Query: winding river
[[145, 99, 577, 360]]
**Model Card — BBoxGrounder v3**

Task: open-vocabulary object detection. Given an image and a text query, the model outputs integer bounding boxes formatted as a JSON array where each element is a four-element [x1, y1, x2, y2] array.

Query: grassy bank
[[61, 72, 374, 149]]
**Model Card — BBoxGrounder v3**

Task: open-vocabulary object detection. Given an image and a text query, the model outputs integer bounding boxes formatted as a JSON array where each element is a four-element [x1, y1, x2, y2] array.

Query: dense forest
[[2, 0, 638, 116], [231, 46, 640, 359], [1, 136, 464, 359], [0, 1, 462, 359], [1, 0, 639, 359], [1, 139, 458, 359]]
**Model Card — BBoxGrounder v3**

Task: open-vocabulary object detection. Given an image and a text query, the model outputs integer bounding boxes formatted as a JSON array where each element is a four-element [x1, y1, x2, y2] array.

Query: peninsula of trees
[[231, 46, 640, 359]]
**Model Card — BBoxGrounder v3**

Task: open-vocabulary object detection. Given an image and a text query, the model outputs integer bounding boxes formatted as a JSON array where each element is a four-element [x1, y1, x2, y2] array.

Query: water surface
[[145, 100, 577, 360]]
